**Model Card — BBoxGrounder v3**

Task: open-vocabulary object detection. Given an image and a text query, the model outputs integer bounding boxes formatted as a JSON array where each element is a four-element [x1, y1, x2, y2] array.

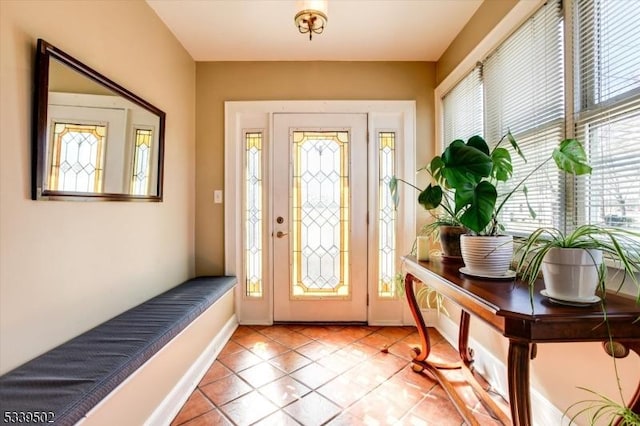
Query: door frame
[[224, 101, 416, 325]]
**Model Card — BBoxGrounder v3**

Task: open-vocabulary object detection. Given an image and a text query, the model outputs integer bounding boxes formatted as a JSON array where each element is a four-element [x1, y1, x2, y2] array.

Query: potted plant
[[390, 167, 466, 260], [419, 133, 591, 277], [420, 218, 466, 260], [515, 225, 640, 304], [565, 388, 640, 426], [515, 225, 640, 425]]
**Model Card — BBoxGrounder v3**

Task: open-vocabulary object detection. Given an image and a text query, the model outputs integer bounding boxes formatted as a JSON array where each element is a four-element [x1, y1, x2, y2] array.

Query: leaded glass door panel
[[273, 114, 368, 322]]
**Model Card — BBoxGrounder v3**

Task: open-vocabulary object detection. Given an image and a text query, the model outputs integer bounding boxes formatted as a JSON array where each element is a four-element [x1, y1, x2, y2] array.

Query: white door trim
[[224, 101, 416, 325]]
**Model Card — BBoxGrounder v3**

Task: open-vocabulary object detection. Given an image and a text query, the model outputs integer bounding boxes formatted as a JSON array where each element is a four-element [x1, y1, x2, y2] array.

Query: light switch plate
[[214, 190, 223, 204]]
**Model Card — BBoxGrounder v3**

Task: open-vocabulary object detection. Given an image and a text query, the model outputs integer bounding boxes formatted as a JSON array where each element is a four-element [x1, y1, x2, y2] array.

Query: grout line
[[179, 325, 491, 426]]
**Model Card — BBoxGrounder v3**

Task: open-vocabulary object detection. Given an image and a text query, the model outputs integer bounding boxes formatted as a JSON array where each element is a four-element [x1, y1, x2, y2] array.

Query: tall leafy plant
[[389, 168, 463, 229], [416, 133, 591, 235]]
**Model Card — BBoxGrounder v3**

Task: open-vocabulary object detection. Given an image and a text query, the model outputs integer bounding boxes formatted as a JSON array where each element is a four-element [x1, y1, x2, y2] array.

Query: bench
[[0, 276, 236, 426]]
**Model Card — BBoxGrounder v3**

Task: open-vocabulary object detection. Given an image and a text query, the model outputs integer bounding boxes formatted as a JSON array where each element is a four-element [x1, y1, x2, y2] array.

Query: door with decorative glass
[[272, 113, 368, 322]]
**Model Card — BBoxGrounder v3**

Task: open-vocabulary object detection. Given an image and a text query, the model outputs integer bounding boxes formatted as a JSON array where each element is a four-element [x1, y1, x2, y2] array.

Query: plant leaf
[[441, 142, 493, 187], [523, 185, 536, 219], [553, 139, 592, 175], [389, 176, 399, 209], [430, 156, 445, 185], [456, 181, 497, 233], [491, 147, 513, 181], [507, 131, 527, 162], [466, 135, 490, 156], [454, 181, 474, 213], [418, 184, 443, 210]]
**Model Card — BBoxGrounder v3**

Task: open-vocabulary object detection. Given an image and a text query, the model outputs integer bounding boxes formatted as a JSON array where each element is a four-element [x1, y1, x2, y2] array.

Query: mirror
[[32, 39, 165, 201]]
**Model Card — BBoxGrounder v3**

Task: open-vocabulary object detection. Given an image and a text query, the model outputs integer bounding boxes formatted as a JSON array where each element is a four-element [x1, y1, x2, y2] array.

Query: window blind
[[573, 0, 640, 231], [442, 66, 483, 144], [483, 0, 565, 235]]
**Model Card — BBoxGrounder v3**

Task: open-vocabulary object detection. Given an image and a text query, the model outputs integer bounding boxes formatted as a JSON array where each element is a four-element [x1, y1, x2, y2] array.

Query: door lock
[[276, 216, 284, 224]]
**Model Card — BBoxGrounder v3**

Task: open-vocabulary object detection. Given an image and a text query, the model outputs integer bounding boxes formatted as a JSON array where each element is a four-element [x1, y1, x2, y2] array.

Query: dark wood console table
[[402, 256, 640, 426]]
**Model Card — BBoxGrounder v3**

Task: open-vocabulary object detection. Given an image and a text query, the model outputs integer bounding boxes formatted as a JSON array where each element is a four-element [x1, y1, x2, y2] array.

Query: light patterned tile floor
[[171, 325, 508, 426]]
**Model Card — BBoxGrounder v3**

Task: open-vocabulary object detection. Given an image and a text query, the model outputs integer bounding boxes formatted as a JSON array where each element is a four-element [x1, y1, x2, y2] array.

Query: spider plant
[[517, 225, 640, 425], [515, 224, 640, 304], [394, 272, 448, 316], [564, 387, 640, 426]]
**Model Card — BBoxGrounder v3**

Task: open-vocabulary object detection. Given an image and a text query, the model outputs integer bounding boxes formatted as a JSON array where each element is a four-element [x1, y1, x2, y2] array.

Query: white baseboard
[[370, 319, 404, 326], [145, 314, 239, 426], [238, 320, 273, 326], [435, 314, 567, 426]]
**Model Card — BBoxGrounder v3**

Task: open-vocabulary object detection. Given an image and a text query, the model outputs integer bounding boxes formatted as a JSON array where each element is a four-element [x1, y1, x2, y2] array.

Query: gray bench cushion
[[0, 276, 236, 426]]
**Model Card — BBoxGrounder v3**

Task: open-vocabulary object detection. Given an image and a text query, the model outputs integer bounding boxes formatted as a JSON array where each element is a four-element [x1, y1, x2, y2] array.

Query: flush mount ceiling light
[[294, 0, 328, 41]]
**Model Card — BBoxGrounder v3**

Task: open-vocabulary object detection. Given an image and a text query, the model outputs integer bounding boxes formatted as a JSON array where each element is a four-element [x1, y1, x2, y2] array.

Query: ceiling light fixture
[[294, 0, 328, 41]]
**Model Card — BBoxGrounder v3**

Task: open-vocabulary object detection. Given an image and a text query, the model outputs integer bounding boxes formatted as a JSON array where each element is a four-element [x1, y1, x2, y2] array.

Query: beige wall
[[49, 59, 113, 95], [436, 0, 518, 85], [434, 2, 639, 420], [0, 0, 196, 373], [195, 61, 435, 275]]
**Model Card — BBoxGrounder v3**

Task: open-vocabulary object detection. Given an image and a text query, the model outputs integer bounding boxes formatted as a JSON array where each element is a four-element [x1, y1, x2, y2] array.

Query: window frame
[[436, 0, 640, 239]]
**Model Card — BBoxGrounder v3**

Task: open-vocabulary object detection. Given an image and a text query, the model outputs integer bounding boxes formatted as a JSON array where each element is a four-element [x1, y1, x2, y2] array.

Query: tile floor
[[170, 325, 508, 426]]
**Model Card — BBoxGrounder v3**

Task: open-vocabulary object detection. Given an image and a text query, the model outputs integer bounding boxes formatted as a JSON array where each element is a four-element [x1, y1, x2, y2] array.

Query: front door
[[272, 113, 368, 322]]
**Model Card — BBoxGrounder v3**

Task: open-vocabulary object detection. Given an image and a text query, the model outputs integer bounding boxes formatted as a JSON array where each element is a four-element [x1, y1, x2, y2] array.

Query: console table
[[402, 256, 640, 426]]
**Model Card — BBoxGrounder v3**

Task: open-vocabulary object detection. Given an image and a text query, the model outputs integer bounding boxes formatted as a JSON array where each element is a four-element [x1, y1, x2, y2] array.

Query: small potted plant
[[515, 224, 640, 304], [565, 387, 640, 426], [515, 226, 640, 425], [390, 166, 466, 260], [419, 133, 591, 277]]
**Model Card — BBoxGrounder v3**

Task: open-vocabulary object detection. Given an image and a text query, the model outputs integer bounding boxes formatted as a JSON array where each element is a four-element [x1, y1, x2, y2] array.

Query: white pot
[[460, 235, 514, 276], [542, 248, 603, 300]]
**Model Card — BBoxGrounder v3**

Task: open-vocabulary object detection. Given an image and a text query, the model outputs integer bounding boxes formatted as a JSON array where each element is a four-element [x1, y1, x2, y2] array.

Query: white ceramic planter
[[542, 248, 603, 300], [460, 235, 514, 276]]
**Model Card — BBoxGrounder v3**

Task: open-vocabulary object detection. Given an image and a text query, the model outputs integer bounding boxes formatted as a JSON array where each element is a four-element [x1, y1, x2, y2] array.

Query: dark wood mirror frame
[[32, 39, 165, 201]]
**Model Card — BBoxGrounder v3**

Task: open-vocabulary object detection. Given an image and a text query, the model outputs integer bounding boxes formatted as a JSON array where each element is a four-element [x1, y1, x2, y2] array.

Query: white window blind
[[442, 66, 483, 144], [574, 0, 640, 231], [441, 0, 639, 236], [442, 0, 565, 235], [484, 0, 565, 235]]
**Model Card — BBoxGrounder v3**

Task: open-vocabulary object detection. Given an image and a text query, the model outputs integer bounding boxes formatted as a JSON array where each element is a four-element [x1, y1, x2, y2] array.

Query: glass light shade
[[294, 0, 328, 33], [295, 0, 328, 17]]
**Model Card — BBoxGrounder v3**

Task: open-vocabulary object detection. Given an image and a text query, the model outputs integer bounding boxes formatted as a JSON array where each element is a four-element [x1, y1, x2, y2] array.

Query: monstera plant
[[412, 132, 591, 276], [390, 161, 466, 259], [422, 132, 591, 236]]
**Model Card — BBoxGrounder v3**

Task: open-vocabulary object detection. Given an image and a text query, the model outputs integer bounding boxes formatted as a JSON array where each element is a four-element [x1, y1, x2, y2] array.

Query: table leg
[[459, 310, 474, 366], [404, 273, 512, 425], [508, 340, 532, 426], [404, 273, 432, 363]]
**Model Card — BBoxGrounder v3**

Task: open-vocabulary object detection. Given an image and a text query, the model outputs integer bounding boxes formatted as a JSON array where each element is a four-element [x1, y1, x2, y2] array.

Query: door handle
[[276, 231, 288, 238]]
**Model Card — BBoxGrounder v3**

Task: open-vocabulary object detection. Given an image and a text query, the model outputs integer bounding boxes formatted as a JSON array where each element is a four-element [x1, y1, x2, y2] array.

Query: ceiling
[[145, 0, 483, 62]]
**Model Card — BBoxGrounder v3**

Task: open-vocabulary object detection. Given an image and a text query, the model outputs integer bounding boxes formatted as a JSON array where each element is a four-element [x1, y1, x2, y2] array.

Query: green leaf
[[389, 176, 399, 209], [552, 139, 592, 175], [457, 181, 497, 233], [418, 184, 443, 210], [507, 131, 527, 162], [441, 143, 493, 188], [466, 135, 490, 156], [491, 147, 513, 181], [454, 181, 475, 212], [522, 185, 536, 219], [430, 156, 445, 185]]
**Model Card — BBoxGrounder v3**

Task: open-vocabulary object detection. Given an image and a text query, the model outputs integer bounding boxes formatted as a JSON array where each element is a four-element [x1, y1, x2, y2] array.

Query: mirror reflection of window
[[131, 128, 153, 195], [33, 39, 165, 201], [48, 122, 106, 192]]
